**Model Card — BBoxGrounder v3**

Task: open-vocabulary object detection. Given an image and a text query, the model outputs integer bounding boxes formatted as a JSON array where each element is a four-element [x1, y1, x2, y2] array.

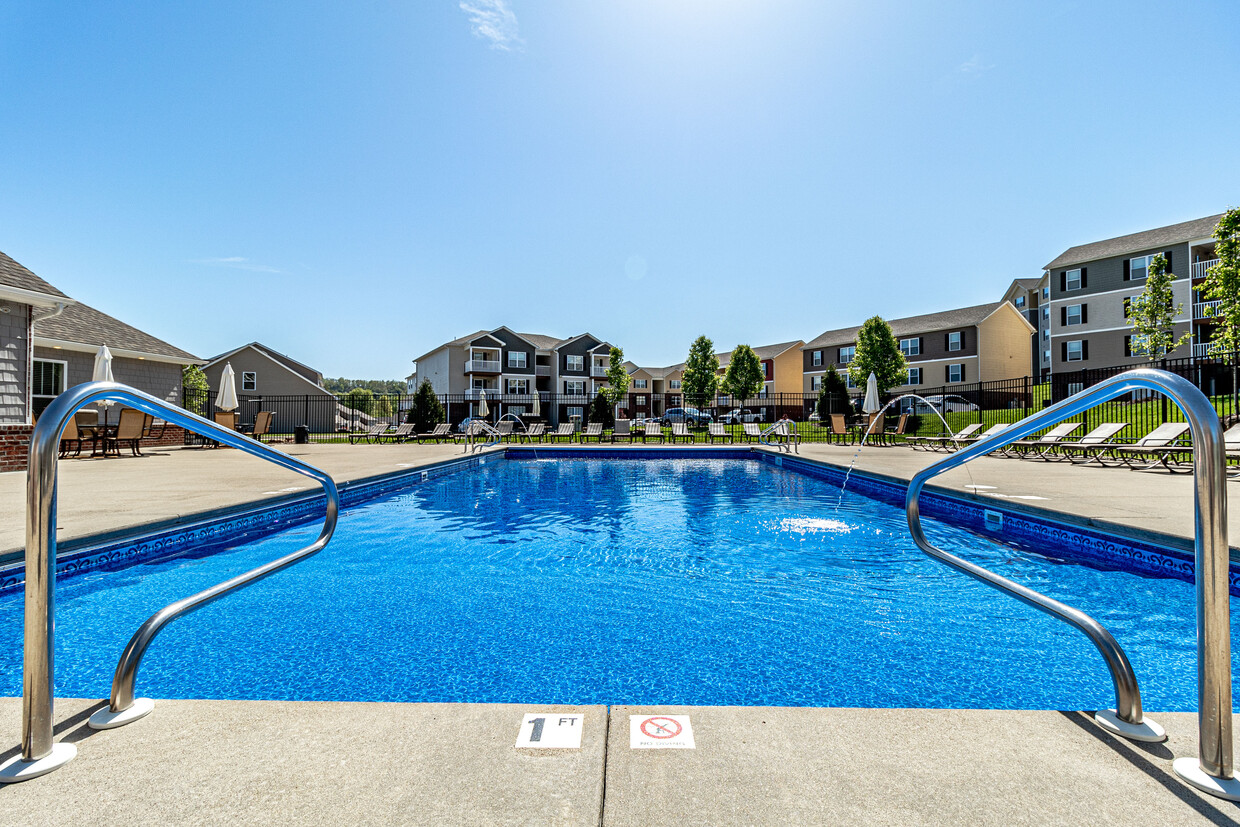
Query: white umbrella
[[531, 393, 540, 418], [863, 372, 881, 414], [216, 363, 239, 412], [92, 344, 115, 424], [476, 391, 489, 419]]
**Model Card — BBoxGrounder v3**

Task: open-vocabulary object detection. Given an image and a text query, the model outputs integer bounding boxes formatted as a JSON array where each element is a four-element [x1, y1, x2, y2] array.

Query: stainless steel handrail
[[905, 369, 1232, 789], [464, 419, 502, 453], [10, 381, 339, 780]]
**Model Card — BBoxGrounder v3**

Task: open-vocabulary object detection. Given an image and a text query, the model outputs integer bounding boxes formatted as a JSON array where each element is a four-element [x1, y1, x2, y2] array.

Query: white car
[[912, 394, 979, 414], [719, 408, 765, 425]]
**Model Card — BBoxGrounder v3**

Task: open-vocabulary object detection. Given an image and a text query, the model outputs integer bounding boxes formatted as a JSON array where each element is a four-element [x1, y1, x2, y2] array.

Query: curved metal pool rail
[[464, 419, 502, 452], [905, 368, 1232, 784], [19, 381, 339, 771]]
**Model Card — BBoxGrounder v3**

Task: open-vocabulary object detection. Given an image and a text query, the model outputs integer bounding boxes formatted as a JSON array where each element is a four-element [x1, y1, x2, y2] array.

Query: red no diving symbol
[[640, 716, 682, 739]]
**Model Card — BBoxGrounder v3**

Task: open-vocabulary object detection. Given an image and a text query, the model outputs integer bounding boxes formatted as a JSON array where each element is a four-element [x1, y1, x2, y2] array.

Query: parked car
[[661, 407, 713, 426], [913, 394, 979, 414], [718, 408, 764, 425]]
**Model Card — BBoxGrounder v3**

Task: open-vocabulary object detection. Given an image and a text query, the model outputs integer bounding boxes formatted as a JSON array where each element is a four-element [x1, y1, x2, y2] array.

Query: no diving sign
[[630, 715, 695, 749]]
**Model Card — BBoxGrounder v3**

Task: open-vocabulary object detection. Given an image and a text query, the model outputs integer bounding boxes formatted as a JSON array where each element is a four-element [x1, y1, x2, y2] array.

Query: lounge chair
[[248, 411, 274, 443], [611, 419, 632, 443], [1049, 423, 1130, 464], [545, 423, 575, 443], [742, 423, 763, 443], [376, 423, 416, 444], [495, 421, 515, 442], [707, 422, 732, 443], [642, 422, 665, 444], [1004, 422, 1082, 458], [580, 422, 604, 442], [350, 424, 388, 444], [946, 423, 1012, 452], [417, 423, 452, 443], [107, 408, 146, 457], [907, 422, 982, 452], [520, 423, 546, 443], [669, 422, 693, 443], [1101, 422, 1192, 470]]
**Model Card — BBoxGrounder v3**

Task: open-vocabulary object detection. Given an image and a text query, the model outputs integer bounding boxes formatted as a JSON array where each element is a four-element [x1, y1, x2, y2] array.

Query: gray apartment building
[[410, 327, 618, 424], [1045, 213, 1224, 377], [1001, 276, 1051, 379], [801, 301, 1035, 394]]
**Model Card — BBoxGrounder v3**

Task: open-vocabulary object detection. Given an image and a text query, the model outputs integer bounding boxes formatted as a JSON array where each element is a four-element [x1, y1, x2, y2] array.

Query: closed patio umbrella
[[863, 372, 881, 414], [92, 344, 115, 425], [476, 391, 489, 419], [531, 394, 540, 418], [216, 363, 239, 412]]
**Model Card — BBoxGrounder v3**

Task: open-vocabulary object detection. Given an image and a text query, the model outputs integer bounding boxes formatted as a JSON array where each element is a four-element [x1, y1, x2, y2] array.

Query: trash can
[[295, 425, 309, 444], [569, 414, 582, 432]]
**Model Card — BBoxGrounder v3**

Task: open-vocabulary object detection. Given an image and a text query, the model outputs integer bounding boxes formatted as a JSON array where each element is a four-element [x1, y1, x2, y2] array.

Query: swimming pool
[[0, 456, 1233, 711]]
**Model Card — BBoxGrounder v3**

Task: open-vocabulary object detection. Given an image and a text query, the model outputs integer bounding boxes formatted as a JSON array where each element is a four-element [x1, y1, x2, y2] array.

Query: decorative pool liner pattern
[[3, 446, 1234, 596]]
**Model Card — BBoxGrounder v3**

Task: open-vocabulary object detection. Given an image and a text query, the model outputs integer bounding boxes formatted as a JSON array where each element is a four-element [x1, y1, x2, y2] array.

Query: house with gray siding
[[1045, 213, 1224, 376], [202, 343, 339, 434]]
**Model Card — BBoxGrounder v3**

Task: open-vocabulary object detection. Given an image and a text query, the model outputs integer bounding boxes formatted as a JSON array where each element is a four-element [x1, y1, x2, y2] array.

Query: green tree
[[1127, 254, 1190, 359], [681, 335, 720, 408], [721, 344, 765, 402], [588, 391, 614, 427], [1200, 208, 1240, 356], [601, 346, 631, 416], [341, 387, 375, 416], [816, 364, 852, 423], [374, 395, 394, 418], [182, 364, 210, 415], [407, 379, 445, 431], [848, 316, 907, 399]]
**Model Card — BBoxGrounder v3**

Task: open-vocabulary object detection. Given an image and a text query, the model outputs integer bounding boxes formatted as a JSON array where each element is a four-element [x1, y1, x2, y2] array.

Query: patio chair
[[376, 423, 416, 444], [214, 411, 238, 431], [907, 422, 983, 452], [859, 413, 886, 445], [669, 422, 694, 444], [742, 423, 763, 443], [828, 414, 852, 445], [520, 423, 546, 443], [58, 416, 85, 458], [707, 422, 732, 444], [1005, 422, 1082, 458], [248, 411, 275, 443], [417, 423, 452, 443], [1049, 423, 1130, 464], [611, 419, 632, 443], [349, 424, 388, 444], [545, 423, 575, 443], [1102, 422, 1192, 470], [642, 422, 665, 444], [884, 414, 910, 445], [107, 408, 147, 457], [580, 422, 604, 443]]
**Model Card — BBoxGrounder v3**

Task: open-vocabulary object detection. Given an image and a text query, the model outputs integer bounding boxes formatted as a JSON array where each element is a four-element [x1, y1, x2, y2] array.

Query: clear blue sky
[[1, 1, 1237, 378]]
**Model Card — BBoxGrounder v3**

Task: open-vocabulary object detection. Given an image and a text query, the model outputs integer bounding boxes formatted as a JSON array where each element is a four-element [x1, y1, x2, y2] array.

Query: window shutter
[[1080, 267, 1088, 288], [1060, 272, 1067, 291], [1081, 304, 1088, 323], [1123, 260, 1130, 280], [1060, 307, 1067, 326], [944, 365, 950, 381], [961, 364, 966, 382], [1165, 250, 1173, 272], [960, 331, 966, 349], [944, 333, 950, 350], [1124, 336, 1131, 357], [1082, 340, 1089, 360], [1061, 342, 1067, 362], [918, 337, 924, 353]]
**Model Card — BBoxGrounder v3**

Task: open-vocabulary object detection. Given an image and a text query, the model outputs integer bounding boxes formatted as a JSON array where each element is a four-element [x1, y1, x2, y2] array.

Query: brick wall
[[0, 424, 33, 472]]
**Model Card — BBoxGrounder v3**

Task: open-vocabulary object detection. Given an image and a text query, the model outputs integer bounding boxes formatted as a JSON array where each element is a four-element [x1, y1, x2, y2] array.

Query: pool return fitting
[[906, 368, 1238, 801], [0, 381, 339, 783]]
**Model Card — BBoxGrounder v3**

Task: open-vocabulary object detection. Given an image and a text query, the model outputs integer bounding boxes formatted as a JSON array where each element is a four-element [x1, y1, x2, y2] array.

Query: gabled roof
[[803, 303, 1007, 349], [516, 332, 562, 350], [1045, 213, 1224, 270], [203, 342, 323, 384], [34, 301, 201, 364], [0, 250, 73, 306], [716, 340, 803, 369]]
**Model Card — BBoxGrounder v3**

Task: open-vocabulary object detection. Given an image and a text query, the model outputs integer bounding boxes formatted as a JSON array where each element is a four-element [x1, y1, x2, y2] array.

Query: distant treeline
[[322, 377, 407, 395]]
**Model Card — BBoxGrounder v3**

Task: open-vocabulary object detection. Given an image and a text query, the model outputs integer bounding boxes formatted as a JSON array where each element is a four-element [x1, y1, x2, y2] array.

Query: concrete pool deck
[[1, 441, 1238, 823]]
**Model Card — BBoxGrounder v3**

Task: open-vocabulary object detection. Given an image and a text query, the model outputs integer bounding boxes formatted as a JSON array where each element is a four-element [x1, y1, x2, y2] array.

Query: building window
[[1065, 268, 1082, 291], [1043, 328, 1050, 340], [1066, 340, 1084, 361], [566, 406, 583, 419], [907, 367, 922, 385], [1043, 349, 1051, 362], [812, 350, 823, 366], [565, 380, 585, 395], [31, 359, 67, 416], [242, 371, 257, 391], [507, 378, 528, 394], [1042, 307, 1049, 319], [669, 379, 682, 390], [636, 394, 648, 406], [838, 346, 855, 364], [947, 364, 963, 383], [1042, 287, 1050, 300], [811, 376, 822, 391], [566, 355, 584, 372], [844, 373, 856, 389], [507, 351, 527, 369], [1129, 254, 1156, 281], [947, 332, 962, 351], [633, 379, 648, 389], [900, 338, 921, 357], [1014, 296, 1026, 308], [508, 405, 526, 416], [1066, 304, 1083, 325]]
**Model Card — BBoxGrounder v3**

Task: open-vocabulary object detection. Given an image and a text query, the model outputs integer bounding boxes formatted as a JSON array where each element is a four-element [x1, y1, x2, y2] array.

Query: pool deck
[[1, 441, 1238, 823]]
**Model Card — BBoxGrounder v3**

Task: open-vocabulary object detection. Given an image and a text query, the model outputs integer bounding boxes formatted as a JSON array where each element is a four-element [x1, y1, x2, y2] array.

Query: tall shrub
[[408, 380, 445, 432], [848, 316, 907, 398], [588, 392, 614, 427], [182, 364, 209, 415], [1200, 208, 1240, 355], [682, 335, 720, 408], [601, 346, 631, 417], [722, 344, 765, 402], [1127, 254, 1189, 359], [816, 364, 852, 423]]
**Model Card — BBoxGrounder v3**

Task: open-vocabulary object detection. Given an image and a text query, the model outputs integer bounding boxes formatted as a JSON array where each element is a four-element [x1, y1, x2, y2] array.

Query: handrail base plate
[[88, 697, 155, 730], [1094, 709, 1166, 743], [0, 742, 76, 783], [1173, 757, 1240, 801]]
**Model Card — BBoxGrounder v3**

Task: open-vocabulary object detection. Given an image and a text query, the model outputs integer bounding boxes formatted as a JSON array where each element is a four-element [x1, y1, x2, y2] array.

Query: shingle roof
[[516, 332, 563, 350], [716, 340, 802, 368], [205, 342, 322, 384], [1045, 213, 1224, 270], [34, 301, 199, 361], [803, 303, 1006, 349], [1011, 277, 1043, 290], [0, 251, 71, 299]]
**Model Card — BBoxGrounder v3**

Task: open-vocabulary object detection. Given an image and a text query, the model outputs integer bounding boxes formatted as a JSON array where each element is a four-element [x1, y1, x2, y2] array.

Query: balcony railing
[[1191, 259, 1220, 280], [465, 360, 501, 373], [1193, 342, 1215, 358], [1195, 300, 1223, 319], [464, 388, 497, 400], [592, 366, 608, 377], [535, 365, 551, 376]]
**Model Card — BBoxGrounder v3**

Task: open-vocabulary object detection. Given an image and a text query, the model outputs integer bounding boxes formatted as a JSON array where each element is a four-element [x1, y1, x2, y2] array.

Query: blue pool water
[[0, 458, 1234, 711]]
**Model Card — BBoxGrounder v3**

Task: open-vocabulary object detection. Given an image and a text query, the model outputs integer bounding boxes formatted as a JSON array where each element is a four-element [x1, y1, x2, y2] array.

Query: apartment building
[[623, 340, 804, 418], [801, 302, 1035, 393], [410, 327, 617, 424], [716, 340, 804, 396], [1045, 213, 1224, 375], [1001, 276, 1051, 379]]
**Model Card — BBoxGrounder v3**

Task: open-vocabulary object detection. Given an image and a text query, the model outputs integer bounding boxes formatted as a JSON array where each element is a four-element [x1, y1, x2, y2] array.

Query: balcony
[[465, 360, 501, 374], [1193, 341, 1216, 358], [1194, 300, 1223, 319], [591, 366, 608, 377], [1191, 259, 1221, 280], [535, 365, 551, 376], [464, 388, 496, 400]]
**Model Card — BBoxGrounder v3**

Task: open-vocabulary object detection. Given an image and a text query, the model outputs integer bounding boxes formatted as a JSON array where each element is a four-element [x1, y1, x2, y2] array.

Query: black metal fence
[[181, 352, 1240, 445]]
